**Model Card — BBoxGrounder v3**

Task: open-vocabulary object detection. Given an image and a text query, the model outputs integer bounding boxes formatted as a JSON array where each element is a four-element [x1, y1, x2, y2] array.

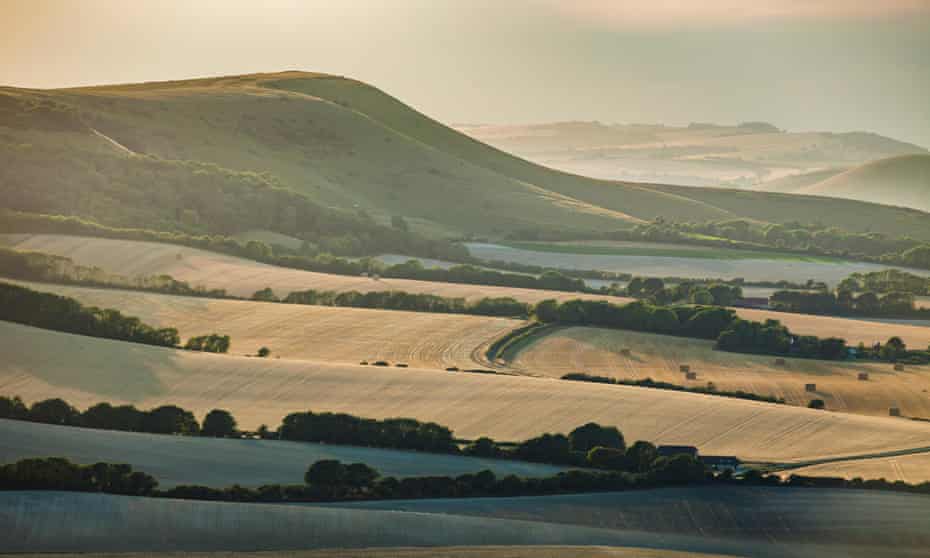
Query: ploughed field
[[0, 419, 569, 487], [512, 327, 930, 419], [6, 234, 930, 347], [6, 279, 514, 369], [4, 321, 930, 466], [3, 487, 930, 557]]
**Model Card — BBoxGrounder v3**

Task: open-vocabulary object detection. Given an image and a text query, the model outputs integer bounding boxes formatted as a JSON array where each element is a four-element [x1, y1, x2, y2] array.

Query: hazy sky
[[3, 0, 930, 147]]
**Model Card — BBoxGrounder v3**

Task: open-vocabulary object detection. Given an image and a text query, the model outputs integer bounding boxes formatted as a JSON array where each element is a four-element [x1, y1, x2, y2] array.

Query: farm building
[[701, 455, 741, 473]]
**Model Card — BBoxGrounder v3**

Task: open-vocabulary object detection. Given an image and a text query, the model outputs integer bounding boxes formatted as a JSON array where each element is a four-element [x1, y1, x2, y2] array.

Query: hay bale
[[894, 363, 905, 372], [395, 363, 408, 368], [620, 348, 631, 356], [685, 372, 697, 380], [857, 372, 869, 381], [805, 383, 817, 392], [889, 407, 901, 417], [679, 365, 691, 373], [774, 358, 786, 366]]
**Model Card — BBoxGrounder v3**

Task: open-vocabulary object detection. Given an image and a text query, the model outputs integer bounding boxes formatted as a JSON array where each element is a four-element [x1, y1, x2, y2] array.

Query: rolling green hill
[[799, 154, 930, 212], [3, 72, 930, 243]]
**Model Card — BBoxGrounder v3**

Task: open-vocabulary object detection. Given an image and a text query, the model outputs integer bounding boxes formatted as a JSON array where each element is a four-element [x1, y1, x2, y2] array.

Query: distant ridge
[[798, 154, 930, 212]]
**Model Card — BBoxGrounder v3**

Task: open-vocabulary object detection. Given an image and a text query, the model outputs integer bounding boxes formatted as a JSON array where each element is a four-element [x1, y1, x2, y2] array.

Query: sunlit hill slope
[[2, 72, 930, 241]]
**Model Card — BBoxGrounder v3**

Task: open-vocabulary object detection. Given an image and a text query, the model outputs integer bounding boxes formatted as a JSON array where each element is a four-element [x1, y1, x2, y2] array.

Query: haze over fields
[[2, 2, 930, 557]]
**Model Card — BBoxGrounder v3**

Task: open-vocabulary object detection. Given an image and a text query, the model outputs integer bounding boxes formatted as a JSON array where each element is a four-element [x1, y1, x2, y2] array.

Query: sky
[[3, 0, 930, 147]]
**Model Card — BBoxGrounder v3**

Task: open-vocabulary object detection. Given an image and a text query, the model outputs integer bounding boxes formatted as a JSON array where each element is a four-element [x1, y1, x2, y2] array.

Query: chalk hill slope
[[798, 154, 930, 212], [2, 72, 930, 240]]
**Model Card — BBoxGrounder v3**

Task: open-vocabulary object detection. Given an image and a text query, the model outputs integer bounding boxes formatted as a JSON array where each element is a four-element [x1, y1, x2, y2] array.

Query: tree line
[[0, 393, 698, 474], [6, 453, 930, 505], [0, 282, 230, 352], [0, 395, 240, 436], [561, 373, 785, 405], [770, 289, 929, 319], [2, 211, 588, 295], [0, 246, 229, 298], [260, 287, 530, 318], [530, 297, 927, 363]]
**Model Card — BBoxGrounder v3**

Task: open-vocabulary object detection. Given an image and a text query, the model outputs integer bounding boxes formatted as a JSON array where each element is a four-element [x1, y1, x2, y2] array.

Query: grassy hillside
[[0, 419, 567, 487], [3, 72, 930, 241], [752, 168, 845, 193], [799, 154, 930, 212], [5, 321, 930, 464]]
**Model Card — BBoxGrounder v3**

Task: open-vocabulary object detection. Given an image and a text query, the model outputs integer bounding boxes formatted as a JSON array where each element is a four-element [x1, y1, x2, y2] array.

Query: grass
[[500, 241, 840, 263], [5, 320, 930, 465]]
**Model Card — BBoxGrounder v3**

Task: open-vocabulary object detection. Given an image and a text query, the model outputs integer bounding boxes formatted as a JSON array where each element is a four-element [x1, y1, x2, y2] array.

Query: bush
[[184, 334, 230, 353], [28, 398, 81, 426], [808, 399, 826, 410], [257, 346, 271, 358]]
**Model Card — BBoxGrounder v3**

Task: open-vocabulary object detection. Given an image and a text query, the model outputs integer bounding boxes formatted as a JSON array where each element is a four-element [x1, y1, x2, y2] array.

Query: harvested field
[[5, 279, 517, 369], [0, 234, 631, 304], [512, 327, 930, 419], [4, 321, 930, 464], [783, 453, 930, 484], [5, 234, 929, 346], [3, 488, 930, 557], [734, 307, 930, 348], [0, 419, 569, 488]]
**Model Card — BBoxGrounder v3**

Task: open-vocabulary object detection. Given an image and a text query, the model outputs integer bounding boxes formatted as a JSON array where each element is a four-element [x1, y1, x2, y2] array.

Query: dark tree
[[586, 446, 626, 470], [625, 440, 659, 473], [28, 398, 81, 426], [201, 409, 238, 437], [569, 422, 625, 453], [808, 399, 826, 410], [305, 459, 347, 485], [142, 405, 200, 435], [257, 346, 271, 358]]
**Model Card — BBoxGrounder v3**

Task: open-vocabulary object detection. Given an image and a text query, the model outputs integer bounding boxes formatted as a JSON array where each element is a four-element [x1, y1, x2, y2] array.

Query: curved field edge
[[3, 488, 930, 557], [6, 233, 930, 347], [3, 321, 930, 465], [0, 419, 570, 488]]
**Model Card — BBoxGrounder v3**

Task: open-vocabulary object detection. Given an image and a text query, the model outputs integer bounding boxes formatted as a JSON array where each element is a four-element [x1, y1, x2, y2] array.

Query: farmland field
[[0, 234, 633, 304], [5, 234, 930, 347], [4, 321, 930, 466], [782, 453, 930, 484], [465, 242, 930, 286], [3, 487, 930, 556], [511, 326, 930, 419], [6, 279, 516, 369], [0, 419, 568, 487]]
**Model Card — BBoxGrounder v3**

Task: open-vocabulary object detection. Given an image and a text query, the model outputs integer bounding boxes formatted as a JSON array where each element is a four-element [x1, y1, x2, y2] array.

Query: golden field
[[6, 233, 930, 347], [512, 327, 930, 419], [7, 279, 514, 369], [3, 320, 930, 466]]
